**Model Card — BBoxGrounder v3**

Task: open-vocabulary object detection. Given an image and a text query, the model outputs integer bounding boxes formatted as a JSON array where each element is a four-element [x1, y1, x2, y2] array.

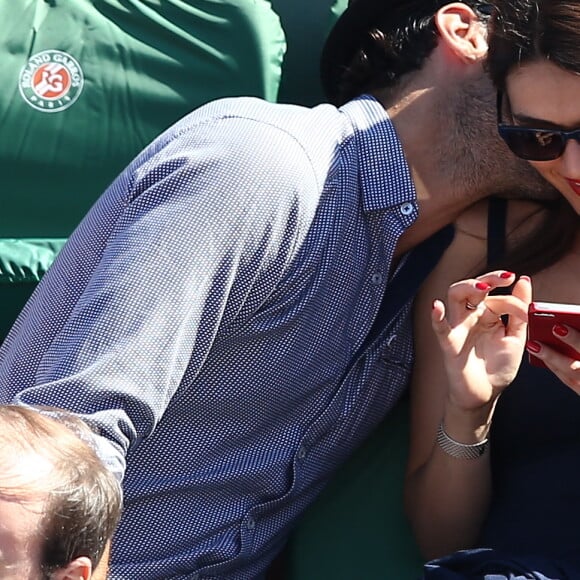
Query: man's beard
[[434, 74, 560, 203]]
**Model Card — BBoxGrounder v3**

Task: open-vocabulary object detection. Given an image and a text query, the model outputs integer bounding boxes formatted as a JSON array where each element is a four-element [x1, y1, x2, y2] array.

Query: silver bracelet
[[436, 421, 489, 460]]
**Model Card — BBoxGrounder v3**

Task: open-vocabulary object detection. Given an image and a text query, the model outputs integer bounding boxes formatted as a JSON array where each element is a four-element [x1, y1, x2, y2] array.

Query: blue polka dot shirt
[[0, 95, 422, 579]]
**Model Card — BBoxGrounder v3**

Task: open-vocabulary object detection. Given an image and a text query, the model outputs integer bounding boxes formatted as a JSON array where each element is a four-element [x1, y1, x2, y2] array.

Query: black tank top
[[479, 198, 580, 559]]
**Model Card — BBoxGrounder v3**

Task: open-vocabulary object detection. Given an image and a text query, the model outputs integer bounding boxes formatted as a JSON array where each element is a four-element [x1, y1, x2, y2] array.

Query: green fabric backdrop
[[0, 0, 285, 338]]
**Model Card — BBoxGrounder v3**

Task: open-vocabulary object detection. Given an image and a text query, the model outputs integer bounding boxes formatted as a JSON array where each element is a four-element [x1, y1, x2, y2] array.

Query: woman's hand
[[432, 271, 531, 412], [527, 325, 580, 394]]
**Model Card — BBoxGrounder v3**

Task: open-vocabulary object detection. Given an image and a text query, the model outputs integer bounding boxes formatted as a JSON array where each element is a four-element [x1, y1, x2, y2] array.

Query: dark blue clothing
[[423, 548, 580, 579], [484, 197, 580, 560], [423, 358, 580, 578], [481, 359, 580, 558], [423, 198, 580, 579]]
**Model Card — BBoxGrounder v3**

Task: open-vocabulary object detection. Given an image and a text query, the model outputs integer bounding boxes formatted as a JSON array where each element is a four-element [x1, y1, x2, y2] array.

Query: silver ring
[[465, 301, 478, 311]]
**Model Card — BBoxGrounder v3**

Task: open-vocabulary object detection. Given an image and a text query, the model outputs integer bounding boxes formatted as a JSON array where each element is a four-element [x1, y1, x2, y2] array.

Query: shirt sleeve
[[0, 112, 319, 480]]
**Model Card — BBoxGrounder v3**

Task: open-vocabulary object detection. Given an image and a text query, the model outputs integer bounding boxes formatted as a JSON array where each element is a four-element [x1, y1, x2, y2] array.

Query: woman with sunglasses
[[406, 0, 580, 577]]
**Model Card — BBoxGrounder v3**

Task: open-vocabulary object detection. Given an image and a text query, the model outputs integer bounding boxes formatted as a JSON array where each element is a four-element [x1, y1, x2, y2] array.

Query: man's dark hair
[[487, 0, 580, 91], [0, 405, 122, 577], [321, 0, 493, 106]]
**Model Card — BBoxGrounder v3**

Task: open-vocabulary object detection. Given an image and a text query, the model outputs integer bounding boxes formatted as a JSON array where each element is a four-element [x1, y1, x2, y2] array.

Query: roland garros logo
[[19, 50, 84, 113]]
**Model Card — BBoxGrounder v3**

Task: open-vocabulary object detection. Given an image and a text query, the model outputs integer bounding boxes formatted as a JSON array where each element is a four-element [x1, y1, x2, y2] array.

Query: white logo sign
[[19, 50, 84, 113]]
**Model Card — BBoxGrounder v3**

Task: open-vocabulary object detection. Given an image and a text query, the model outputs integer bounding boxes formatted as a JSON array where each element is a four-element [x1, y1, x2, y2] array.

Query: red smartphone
[[528, 301, 580, 368]]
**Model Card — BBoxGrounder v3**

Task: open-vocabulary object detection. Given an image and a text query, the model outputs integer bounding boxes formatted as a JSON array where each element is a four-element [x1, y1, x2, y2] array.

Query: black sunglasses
[[497, 91, 580, 161]]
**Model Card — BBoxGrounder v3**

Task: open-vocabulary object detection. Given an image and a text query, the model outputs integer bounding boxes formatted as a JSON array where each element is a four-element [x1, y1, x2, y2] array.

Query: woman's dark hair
[[487, 0, 580, 90], [324, 0, 492, 106]]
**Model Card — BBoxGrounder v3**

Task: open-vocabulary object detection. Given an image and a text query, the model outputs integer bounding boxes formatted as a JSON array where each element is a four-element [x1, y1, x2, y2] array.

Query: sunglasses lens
[[499, 127, 564, 161]]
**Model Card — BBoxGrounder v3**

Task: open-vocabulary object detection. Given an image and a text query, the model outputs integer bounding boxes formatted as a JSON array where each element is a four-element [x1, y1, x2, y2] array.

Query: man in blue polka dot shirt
[[0, 1, 560, 578]]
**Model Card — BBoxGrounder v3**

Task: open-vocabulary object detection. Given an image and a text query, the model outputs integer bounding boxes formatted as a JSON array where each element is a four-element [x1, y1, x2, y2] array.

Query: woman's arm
[[404, 206, 531, 559]]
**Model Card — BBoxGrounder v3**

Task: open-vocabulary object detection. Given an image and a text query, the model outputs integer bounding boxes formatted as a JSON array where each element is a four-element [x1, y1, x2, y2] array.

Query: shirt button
[[400, 202, 414, 216], [297, 445, 307, 460], [386, 334, 397, 347], [246, 516, 256, 530], [371, 273, 383, 285]]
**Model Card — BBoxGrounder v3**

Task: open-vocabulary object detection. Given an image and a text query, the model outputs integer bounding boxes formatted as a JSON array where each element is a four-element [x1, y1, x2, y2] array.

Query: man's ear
[[51, 556, 92, 580], [434, 2, 488, 63]]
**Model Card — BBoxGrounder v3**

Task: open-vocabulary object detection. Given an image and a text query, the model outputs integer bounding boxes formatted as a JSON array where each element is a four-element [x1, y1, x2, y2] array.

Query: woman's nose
[[559, 137, 580, 178]]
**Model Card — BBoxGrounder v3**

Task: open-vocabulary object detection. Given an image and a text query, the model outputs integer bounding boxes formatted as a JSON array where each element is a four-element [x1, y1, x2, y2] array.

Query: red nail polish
[[526, 340, 542, 353], [500, 271, 514, 279], [553, 324, 569, 337], [476, 282, 491, 291]]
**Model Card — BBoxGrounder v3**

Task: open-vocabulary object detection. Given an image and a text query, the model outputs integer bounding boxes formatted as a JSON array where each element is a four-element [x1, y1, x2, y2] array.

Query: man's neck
[[379, 88, 486, 259]]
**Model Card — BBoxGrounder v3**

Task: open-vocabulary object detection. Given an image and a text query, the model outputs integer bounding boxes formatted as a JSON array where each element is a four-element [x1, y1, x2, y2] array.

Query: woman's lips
[[565, 178, 580, 196]]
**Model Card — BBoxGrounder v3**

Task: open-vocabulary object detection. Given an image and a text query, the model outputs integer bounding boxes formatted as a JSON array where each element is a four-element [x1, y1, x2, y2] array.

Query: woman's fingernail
[[520, 275, 531, 282], [526, 340, 542, 354], [553, 324, 569, 337], [476, 282, 491, 291], [500, 271, 514, 279]]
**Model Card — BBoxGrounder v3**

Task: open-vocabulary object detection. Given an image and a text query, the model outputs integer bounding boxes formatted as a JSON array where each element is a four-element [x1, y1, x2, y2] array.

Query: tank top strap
[[486, 196, 508, 269]]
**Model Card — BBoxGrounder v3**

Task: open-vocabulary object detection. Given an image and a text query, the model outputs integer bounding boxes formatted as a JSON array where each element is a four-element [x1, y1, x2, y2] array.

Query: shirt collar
[[339, 94, 417, 212]]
